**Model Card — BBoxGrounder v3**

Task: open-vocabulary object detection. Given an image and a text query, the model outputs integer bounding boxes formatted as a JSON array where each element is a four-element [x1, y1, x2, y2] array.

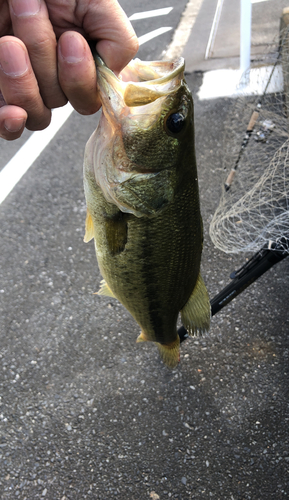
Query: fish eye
[[165, 112, 186, 134]]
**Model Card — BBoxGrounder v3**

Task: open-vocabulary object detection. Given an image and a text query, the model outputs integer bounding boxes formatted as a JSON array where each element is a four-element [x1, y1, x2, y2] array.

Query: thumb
[[82, 0, 139, 73]]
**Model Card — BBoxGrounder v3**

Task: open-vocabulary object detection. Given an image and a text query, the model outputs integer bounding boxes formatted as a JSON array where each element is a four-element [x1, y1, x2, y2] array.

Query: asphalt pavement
[[0, 1, 288, 499]]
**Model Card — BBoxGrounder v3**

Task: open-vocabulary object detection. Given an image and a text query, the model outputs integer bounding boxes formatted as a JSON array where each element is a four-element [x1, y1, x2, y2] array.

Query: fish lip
[[95, 55, 185, 109], [121, 57, 185, 86], [95, 53, 185, 85]]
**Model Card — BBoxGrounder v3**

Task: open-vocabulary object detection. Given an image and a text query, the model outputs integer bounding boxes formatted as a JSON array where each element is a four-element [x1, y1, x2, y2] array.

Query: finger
[[8, 0, 67, 109], [82, 0, 139, 73], [58, 32, 101, 115], [0, 36, 51, 131], [0, 104, 27, 140]]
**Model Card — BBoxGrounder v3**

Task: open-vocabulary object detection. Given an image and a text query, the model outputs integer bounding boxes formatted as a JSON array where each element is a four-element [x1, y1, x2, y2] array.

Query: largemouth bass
[[83, 53, 210, 368]]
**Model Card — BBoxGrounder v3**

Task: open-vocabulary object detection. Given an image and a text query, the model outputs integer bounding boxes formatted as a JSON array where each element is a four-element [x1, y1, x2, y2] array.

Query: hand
[[0, 0, 138, 140]]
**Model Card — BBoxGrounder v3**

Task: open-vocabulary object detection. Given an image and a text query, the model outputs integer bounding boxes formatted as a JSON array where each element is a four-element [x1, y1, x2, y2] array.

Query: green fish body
[[83, 56, 210, 367]]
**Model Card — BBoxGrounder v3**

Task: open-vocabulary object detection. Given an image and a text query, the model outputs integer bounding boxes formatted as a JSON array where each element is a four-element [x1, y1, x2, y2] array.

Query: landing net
[[209, 29, 289, 254]]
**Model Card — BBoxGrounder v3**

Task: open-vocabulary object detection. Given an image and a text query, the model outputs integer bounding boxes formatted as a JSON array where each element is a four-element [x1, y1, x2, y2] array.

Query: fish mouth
[[94, 54, 185, 111]]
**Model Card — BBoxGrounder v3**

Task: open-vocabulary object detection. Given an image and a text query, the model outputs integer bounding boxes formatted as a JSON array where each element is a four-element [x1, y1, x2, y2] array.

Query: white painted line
[[0, 103, 74, 206], [198, 65, 283, 100], [163, 0, 203, 60], [138, 27, 173, 46], [129, 7, 173, 21]]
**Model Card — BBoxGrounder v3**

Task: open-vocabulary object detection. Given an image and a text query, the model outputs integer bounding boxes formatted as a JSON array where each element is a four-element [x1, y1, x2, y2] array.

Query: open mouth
[[95, 54, 185, 108]]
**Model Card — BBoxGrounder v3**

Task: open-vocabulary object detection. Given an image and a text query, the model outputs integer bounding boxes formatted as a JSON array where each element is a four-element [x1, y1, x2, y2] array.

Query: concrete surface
[[183, 0, 289, 71]]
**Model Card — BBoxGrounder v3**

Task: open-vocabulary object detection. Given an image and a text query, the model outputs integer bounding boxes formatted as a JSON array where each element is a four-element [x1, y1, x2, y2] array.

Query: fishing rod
[[224, 28, 289, 192], [178, 237, 289, 343]]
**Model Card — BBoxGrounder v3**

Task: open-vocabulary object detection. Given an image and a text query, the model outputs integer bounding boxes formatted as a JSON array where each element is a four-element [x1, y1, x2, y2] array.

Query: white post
[[240, 0, 252, 76]]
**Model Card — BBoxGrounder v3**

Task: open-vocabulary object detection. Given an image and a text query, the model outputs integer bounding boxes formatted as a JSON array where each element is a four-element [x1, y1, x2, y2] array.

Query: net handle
[[247, 110, 259, 131]]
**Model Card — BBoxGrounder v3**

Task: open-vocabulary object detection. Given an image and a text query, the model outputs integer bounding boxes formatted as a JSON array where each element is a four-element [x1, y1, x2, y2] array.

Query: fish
[[83, 52, 210, 368]]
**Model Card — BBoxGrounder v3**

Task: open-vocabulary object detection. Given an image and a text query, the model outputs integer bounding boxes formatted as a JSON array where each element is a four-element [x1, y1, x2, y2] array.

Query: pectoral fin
[[84, 209, 94, 243], [105, 212, 128, 256], [181, 273, 211, 336], [96, 279, 116, 298]]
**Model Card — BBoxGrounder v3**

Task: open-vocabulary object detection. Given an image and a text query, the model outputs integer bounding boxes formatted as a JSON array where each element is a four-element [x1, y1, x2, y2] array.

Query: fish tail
[[157, 336, 180, 369]]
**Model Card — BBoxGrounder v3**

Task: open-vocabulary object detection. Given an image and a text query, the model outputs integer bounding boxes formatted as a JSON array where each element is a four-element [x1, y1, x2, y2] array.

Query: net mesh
[[209, 28, 289, 254]]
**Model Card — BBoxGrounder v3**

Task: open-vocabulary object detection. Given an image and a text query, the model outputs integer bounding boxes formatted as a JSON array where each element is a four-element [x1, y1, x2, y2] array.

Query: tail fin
[[157, 336, 180, 369]]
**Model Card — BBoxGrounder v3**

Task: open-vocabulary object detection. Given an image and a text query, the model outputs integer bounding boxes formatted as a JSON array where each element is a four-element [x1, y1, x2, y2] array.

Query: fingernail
[[59, 34, 85, 63], [4, 117, 26, 133], [0, 42, 28, 77], [10, 0, 40, 16]]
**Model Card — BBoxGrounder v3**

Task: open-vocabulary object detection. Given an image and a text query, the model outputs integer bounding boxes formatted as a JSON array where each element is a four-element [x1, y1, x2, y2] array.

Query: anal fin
[[181, 273, 211, 336]]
